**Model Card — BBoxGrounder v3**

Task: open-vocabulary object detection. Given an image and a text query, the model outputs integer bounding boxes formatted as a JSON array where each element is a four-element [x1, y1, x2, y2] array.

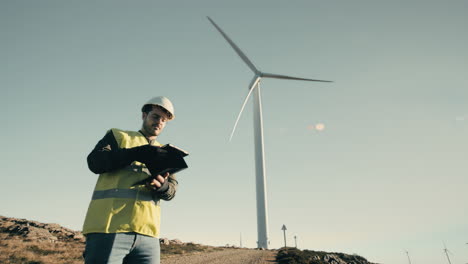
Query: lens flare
[[307, 123, 325, 132], [315, 123, 325, 131]]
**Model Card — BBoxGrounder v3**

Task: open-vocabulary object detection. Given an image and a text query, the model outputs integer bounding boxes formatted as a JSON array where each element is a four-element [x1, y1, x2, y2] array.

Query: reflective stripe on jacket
[[82, 128, 162, 237]]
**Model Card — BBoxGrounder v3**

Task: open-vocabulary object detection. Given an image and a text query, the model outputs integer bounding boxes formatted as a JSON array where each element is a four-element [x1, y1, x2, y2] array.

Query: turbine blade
[[207, 16, 259, 74], [229, 76, 261, 141], [262, 72, 332, 82]]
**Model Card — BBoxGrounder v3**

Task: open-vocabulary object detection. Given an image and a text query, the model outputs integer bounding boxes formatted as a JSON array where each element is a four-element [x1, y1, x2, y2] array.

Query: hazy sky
[[1, 1, 467, 263]]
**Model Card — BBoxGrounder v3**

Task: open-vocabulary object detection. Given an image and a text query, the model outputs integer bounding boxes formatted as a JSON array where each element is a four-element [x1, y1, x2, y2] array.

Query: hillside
[[0, 215, 378, 264], [276, 247, 379, 264]]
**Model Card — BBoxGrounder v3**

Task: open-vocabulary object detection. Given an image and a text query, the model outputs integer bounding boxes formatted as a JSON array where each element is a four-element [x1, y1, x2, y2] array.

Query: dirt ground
[[161, 248, 278, 264]]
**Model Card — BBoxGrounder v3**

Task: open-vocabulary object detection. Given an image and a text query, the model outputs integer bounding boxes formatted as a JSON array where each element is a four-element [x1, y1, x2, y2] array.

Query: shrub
[[276, 247, 309, 264]]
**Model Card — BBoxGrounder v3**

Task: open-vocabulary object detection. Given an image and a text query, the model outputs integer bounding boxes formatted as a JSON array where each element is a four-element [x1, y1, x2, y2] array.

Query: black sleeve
[[87, 130, 133, 174], [153, 174, 178, 201]]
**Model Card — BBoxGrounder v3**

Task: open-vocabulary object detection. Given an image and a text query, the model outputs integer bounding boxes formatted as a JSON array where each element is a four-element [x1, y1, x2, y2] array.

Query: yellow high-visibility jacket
[[82, 128, 176, 237]]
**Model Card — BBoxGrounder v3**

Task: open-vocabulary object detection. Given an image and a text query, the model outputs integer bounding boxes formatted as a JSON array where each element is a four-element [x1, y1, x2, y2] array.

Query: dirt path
[[161, 248, 277, 264]]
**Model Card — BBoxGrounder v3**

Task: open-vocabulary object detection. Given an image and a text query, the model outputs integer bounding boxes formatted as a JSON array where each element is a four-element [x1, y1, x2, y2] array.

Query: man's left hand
[[146, 172, 170, 191]]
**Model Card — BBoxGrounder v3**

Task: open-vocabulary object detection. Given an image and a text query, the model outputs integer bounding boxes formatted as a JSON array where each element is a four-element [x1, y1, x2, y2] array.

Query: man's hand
[[146, 172, 170, 191]]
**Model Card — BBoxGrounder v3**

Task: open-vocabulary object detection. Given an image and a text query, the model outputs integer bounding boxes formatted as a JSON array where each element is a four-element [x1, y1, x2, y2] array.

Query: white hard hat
[[142, 96, 175, 120]]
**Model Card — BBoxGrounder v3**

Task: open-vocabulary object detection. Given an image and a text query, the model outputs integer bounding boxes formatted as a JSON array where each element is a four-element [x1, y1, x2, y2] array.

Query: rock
[[160, 238, 170, 245], [0, 215, 85, 243], [324, 254, 347, 264], [73, 233, 85, 242], [23, 226, 58, 242], [170, 239, 183, 245]]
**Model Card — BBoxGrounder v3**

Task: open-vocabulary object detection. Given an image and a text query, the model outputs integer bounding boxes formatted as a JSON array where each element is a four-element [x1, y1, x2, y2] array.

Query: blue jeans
[[84, 233, 160, 264]]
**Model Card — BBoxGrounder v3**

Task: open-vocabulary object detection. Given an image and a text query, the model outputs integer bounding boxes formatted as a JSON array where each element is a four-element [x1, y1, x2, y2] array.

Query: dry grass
[[0, 234, 84, 264], [160, 242, 223, 259], [0, 234, 223, 264]]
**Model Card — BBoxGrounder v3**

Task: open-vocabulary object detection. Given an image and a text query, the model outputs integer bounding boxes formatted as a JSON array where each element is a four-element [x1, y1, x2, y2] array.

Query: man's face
[[141, 106, 169, 137]]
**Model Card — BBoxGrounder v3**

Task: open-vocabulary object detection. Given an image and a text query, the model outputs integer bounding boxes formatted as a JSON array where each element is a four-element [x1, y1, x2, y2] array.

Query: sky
[[1, 1, 467, 263]]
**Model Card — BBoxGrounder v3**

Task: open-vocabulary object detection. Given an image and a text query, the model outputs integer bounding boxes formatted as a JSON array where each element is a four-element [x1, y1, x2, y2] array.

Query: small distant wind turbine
[[443, 242, 453, 264], [240, 232, 243, 248], [207, 16, 332, 249], [404, 249, 412, 264]]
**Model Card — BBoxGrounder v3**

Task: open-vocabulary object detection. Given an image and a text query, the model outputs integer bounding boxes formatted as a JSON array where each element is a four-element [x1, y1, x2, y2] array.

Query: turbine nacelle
[[249, 75, 261, 90]]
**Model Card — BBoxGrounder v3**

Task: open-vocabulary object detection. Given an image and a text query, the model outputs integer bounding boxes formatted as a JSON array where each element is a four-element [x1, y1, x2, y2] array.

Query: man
[[82, 96, 178, 264]]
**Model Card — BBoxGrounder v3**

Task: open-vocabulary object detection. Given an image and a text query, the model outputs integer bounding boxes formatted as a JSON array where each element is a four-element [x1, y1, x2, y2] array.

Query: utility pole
[[281, 225, 287, 248], [294, 235, 298, 248]]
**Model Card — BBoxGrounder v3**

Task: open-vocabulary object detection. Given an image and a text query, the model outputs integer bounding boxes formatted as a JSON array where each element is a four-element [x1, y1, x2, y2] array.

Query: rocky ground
[[0, 216, 85, 243], [0, 215, 377, 264]]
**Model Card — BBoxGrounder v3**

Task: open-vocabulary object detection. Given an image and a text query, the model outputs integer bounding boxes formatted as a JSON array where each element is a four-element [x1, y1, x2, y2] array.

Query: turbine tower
[[207, 17, 332, 249]]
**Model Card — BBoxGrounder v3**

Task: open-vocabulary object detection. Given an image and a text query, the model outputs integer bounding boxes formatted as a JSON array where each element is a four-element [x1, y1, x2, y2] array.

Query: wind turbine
[[404, 249, 412, 264], [207, 16, 332, 249], [443, 242, 453, 264]]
